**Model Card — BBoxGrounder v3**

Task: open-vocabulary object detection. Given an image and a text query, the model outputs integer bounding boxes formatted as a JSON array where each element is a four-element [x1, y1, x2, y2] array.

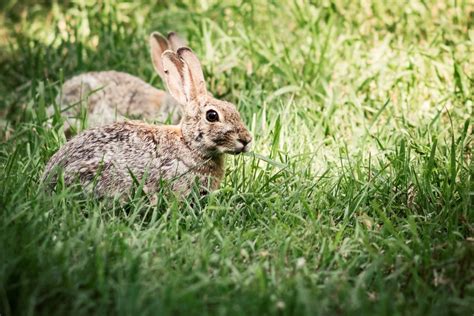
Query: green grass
[[0, 0, 473, 315]]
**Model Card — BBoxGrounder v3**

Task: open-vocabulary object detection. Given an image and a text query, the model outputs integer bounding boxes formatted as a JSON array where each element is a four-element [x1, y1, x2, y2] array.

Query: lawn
[[0, 0, 472, 315]]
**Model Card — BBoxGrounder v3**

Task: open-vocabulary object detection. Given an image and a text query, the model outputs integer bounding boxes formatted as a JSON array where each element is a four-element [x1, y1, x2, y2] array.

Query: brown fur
[[54, 71, 181, 131], [43, 121, 224, 196]]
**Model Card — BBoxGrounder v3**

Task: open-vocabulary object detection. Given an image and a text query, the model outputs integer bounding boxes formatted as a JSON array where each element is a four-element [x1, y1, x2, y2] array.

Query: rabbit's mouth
[[225, 142, 251, 155], [212, 136, 251, 155]]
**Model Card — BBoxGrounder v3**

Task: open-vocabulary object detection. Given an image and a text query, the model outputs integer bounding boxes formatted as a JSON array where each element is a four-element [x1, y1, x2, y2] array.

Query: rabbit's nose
[[239, 138, 250, 147], [238, 136, 252, 147]]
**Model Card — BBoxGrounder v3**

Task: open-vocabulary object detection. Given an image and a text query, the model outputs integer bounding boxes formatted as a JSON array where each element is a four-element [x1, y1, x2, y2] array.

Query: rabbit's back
[[56, 71, 180, 130]]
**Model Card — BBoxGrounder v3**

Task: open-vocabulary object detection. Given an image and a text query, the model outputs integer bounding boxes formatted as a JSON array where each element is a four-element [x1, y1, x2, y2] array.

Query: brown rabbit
[[51, 32, 187, 133], [43, 47, 252, 199]]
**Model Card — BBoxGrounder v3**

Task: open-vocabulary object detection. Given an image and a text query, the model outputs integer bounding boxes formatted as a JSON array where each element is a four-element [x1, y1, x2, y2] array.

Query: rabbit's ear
[[177, 47, 207, 101], [167, 32, 187, 52], [162, 50, 193, 104], [150, 32, 170, 79]]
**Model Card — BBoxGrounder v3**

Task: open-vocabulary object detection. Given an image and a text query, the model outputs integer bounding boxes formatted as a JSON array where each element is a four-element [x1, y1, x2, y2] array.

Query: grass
[[0, 0, 473, 315]]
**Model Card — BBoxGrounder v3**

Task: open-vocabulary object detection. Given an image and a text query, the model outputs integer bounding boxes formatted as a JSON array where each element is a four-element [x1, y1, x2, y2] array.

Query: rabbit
[[50, 32, 187, 135], [42, 47, 253, 199]]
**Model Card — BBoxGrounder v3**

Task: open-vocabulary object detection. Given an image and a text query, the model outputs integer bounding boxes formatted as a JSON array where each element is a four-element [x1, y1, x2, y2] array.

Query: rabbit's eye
[[206, 110, 219, 122]]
